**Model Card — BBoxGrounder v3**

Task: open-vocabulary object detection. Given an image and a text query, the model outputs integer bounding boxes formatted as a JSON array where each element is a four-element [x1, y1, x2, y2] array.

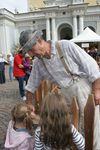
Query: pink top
[[5, 120, 34, 150]]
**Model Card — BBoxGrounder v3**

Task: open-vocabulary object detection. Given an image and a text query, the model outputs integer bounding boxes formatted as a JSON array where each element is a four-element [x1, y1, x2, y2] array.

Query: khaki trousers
[[61, 78, 100, 150], [93, 105, 100, 150]]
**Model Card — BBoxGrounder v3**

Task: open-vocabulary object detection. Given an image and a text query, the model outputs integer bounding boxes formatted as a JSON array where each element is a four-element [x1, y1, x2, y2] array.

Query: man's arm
[[92, 78, 100, 105], [26, 90, 36, 112], [26, 90, 33, 105]]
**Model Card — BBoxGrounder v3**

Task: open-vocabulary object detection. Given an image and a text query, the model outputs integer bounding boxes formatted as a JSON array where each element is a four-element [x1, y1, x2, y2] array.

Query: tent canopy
[[70, 27, 100, 43]]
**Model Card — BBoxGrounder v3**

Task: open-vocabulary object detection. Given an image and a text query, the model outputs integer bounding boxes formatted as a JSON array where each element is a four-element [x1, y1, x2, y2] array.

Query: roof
[[70, 27, 100, 43]]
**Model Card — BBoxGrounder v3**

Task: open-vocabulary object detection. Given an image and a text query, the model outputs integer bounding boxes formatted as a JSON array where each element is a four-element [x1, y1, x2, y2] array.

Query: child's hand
[[31, 113, 40, 125], [28, 104, 35, 112], [27, 104, 40, 124]]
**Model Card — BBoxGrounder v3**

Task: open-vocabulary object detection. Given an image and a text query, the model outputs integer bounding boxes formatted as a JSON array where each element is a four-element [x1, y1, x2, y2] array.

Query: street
[[0, 65, 21, 149]]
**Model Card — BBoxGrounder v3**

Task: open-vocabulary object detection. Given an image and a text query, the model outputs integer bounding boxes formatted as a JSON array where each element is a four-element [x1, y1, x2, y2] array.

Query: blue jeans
[[9, 66, 13, 81], [16, 76, 26, 97]]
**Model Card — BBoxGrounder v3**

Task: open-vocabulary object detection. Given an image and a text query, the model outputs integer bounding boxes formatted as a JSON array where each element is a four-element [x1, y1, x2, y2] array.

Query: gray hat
[[19, 29, 43, 54]]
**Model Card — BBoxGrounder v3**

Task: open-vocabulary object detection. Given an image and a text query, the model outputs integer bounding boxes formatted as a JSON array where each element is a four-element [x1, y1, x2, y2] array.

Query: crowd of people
[[0, 29, 100, 150], [84, 44, 100, 60], [0, 49, 32, 101]]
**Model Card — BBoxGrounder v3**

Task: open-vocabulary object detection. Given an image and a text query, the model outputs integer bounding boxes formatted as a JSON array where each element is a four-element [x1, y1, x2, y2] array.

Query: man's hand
[[26, 90, 33, 105], [92, 78, 100, 105], [26, 90, 36, 113], [93, 88, 100, 105]]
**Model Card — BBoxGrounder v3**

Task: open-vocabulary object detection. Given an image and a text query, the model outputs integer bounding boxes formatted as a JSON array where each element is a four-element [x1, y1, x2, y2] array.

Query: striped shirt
[[25, 40, 100, 93], [34, 125, 85, 150]]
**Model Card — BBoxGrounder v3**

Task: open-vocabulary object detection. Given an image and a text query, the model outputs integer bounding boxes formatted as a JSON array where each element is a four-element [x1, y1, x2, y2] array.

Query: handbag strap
[[55, 41, 73, 75]]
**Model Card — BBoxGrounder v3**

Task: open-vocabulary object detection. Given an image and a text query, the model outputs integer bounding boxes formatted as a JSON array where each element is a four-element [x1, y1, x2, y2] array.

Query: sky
[[0, 0, 28, 13]]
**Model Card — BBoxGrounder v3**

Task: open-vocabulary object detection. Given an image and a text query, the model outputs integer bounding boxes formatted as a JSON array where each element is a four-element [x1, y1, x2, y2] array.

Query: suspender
[[42, 41, 79, 86], [55, 41, 79, 82], [55, 41, 73, 75]]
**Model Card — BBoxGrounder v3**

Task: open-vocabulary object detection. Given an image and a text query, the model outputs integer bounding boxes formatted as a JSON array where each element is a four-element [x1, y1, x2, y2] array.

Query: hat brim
[[22, 38, 36, 55], [22, 30, 43, 55]]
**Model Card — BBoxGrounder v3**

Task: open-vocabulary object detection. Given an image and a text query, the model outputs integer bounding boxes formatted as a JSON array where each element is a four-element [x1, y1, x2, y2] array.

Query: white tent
[[70, 27, 100, 43]]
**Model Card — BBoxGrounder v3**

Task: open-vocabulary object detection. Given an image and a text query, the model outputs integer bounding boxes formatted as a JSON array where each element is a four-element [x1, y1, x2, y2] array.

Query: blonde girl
[[5, 103, 35, 150]]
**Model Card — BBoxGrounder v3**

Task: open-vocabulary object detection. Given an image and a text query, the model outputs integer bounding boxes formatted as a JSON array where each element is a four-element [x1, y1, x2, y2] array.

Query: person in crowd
[[83, 47, 89, 53], [34, 92, 85, 150], [23, 53, 32, 84], [96, 49, 100, 67], [4, 103, 35, 150], [88, 45, 97, 60], [7, 53, 14, 81], [19, 29, 100, 149], [0, 53, 6, 84], [13, 49, 26, 101]]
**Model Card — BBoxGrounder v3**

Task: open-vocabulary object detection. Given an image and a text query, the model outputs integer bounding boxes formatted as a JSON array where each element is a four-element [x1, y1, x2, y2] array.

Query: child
[[5, 103, 35, 150], [34, 92, 85, 150], [23, 53, 32, 84]]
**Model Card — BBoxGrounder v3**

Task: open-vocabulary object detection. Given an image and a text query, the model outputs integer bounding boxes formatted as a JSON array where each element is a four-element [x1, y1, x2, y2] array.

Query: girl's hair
[[40, 92, 72, 149], [11, 103, 33, 134]]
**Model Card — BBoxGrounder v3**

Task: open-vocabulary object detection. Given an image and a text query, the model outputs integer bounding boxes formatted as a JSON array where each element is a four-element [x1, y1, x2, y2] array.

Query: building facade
[[28, 0, 100, 8], [0, 0, 100, 56]]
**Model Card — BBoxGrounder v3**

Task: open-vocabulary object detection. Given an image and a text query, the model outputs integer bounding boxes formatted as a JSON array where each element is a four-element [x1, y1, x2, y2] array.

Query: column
[[51, 17, 57, 41], [46, 18, 51, 40], [73, 0, 83, 4], [79, 15, 84, 34], [2, 23, 7, 56], [73, 16, 77, 38]]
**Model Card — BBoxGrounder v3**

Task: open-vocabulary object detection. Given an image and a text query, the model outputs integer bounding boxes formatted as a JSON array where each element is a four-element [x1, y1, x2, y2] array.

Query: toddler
[[5, 103, 35, 150]]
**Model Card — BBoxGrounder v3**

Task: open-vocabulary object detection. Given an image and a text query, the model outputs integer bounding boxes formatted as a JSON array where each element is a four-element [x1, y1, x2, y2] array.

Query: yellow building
[[27, 0, 98, 11], [85, 0, 96, 5], [28, 0, 99, 10], [28, 0, 44, 11]]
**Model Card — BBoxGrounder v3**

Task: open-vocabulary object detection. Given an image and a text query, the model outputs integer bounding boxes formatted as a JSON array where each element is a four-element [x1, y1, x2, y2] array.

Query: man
[[13, 49, 26, 101], [19, 29, 100, 149]]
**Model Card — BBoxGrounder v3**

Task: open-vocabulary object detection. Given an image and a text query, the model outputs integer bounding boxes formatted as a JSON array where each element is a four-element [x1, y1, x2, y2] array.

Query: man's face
[[28, 40, 46, 58]]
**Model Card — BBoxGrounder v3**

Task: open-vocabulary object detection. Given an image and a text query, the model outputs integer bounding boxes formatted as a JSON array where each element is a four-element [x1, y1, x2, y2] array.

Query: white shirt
[[25, 40, 100, 93]]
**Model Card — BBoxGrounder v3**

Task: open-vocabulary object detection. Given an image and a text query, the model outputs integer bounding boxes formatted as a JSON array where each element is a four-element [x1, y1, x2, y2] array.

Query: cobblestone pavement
[[0, 65, 23, 149]]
